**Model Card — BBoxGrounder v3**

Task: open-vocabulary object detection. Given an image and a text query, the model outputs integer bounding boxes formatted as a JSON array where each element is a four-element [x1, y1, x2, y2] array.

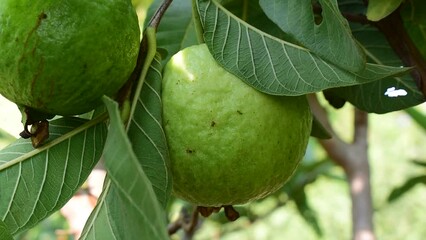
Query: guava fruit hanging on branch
[[0, 0, 140, 117]]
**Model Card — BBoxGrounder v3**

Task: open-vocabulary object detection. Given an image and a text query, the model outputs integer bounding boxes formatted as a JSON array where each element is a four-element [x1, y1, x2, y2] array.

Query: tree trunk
[[309, 95, 375, 240]]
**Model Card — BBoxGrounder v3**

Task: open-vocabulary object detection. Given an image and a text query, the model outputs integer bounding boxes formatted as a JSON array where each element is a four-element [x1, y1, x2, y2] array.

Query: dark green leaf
[[0, 117, 106, 235], [81, 97, 168, 239], [196, 0, 410, 96], [325, 0, 424, 113], [260, 0, 366, 73], [401, 0, 426, 57], [323, 89, 346, 109], [310, 116, 332, 139], [128, 53, 172, 208], [388, 175, 426, 202], [411, 159, 426, 168], [0, 219, 13, 240]]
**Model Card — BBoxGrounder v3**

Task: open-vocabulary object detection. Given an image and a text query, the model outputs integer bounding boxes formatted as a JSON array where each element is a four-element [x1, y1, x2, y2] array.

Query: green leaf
[[260, 0, 366, 73], [405, 107, 426, 131], [388, 175, 426, 202], [128, 53, 172, 208], [147, 0, 198, 62], [81, 96, 168, 239], [196, 0, 410, 96], [292, 190, 323, 236], [80, 180, 119, 239], [0, 219, 13, 240], [367, 0, 403, 21], [325, 19, 424, 113], [219, 0, 291, 40], [412, 160, 426, 168], [283, 160, 333, 236], [401, 0, 426, 58], [0, 117, 106, 235], [310, 116, 331, 139], [81, 178, 168, 239]]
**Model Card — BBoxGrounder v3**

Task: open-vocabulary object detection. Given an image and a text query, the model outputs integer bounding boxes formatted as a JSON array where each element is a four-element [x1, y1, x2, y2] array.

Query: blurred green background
[[1, 94, 425, 240]]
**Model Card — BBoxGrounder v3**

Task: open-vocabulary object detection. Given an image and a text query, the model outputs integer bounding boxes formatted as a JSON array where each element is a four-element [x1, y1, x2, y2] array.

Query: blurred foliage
[[404, 107, 426, 132], [15, 213, 70, 240], [387, 107, 426, 203]]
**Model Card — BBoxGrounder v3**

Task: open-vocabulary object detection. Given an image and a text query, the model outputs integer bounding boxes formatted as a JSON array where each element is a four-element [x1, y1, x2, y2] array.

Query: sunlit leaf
[[128, 53, 172, 208], [367, 0, 403, 21], [196, 0, 410, 96], [81, 97, 168, 239], [260, 0, 366, 72], [0, 117, 107, 235]]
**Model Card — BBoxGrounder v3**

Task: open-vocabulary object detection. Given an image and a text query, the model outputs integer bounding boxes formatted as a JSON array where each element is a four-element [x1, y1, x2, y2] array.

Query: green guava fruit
[[0, 0, 140, 116], [162, 44, 313, 207]]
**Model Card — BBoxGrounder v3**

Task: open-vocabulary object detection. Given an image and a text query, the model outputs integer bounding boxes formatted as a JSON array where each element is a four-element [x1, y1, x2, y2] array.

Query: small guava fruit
[[162, 44, 313, 207], [0, 0, 140, 116]]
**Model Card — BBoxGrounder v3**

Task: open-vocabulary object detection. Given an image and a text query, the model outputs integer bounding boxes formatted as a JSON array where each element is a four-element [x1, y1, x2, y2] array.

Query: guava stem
[[147, 0, 174, 29]]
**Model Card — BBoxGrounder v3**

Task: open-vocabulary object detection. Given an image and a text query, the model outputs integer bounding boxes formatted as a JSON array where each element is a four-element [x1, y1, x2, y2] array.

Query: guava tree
[[0, 0, 425, 240]]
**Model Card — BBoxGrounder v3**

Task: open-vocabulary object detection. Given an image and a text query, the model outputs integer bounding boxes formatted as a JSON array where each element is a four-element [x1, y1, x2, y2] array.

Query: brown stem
[[148, 0, 174, 29], [309, 95, 375, 240], [168, 206, 200, 238]]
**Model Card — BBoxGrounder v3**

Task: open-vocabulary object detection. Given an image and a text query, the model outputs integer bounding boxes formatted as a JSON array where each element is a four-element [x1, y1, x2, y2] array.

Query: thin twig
[[168, 206, 200, 237]]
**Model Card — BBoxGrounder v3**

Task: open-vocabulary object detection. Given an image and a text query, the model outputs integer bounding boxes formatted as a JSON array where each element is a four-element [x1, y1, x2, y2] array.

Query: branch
[[168, 206, 200, 238], [309, 94, 375, 240], [308, 94, 351, 171]]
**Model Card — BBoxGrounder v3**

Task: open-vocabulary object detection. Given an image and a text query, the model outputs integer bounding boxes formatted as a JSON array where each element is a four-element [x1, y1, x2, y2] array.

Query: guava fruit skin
[[0, 0, 140, 116], [162, 44, 313, 207]]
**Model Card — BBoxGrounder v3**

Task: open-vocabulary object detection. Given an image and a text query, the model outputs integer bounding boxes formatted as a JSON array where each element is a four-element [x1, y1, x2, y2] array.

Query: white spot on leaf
[[384, 87, 408, 97]]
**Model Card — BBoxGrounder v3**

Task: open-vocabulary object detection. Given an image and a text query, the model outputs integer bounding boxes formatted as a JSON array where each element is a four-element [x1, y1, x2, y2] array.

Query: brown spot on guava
[[186, 148, 195, 154], [39, 12, 47, 20]]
